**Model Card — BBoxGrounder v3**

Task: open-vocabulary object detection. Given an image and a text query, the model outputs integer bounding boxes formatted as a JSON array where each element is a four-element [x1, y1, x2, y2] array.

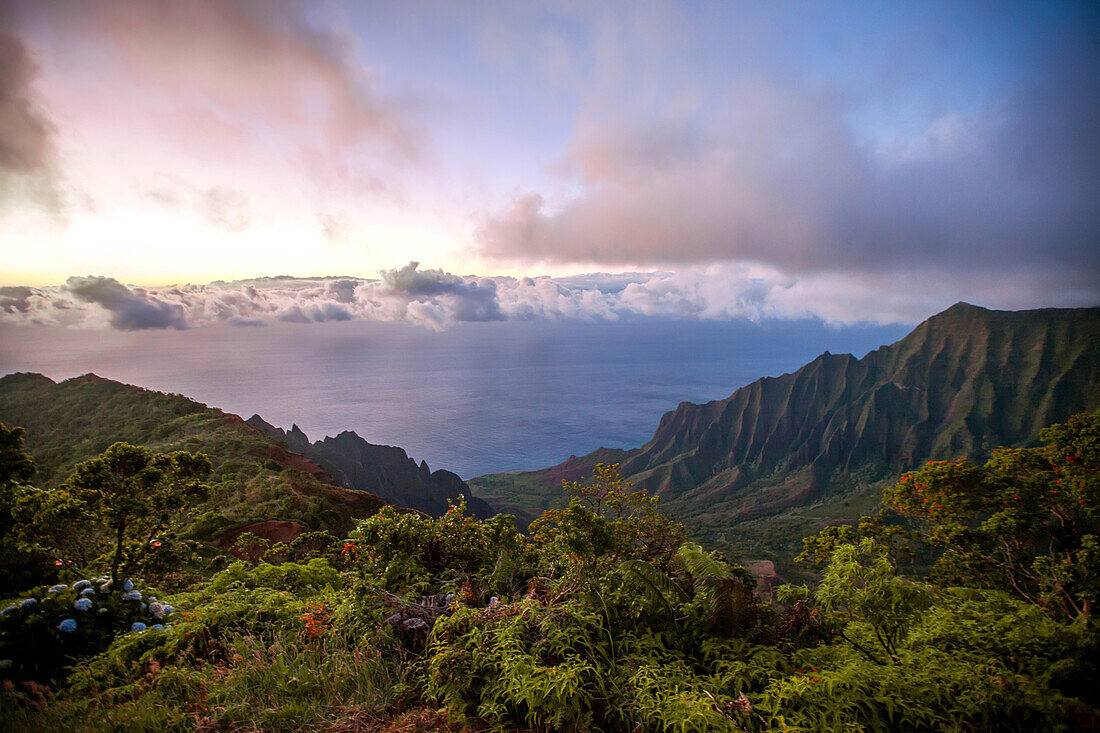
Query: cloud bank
[[1, 262, 1093, 333], [478, 4, 1100, 290]]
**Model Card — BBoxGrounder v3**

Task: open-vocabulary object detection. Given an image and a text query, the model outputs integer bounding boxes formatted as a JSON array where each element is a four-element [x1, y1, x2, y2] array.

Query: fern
[[620, 559, 687, 618]]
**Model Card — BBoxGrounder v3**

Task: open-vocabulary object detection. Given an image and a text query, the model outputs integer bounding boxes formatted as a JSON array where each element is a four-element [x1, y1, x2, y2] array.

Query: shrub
[[0, 579, 174, 681]]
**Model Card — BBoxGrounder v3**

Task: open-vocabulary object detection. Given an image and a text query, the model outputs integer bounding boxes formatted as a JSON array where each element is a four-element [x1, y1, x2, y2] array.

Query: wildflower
[[73, 580, 91, 591], [130, 622, 147, 633], [80, 588, 94, 597], [58, 619, 77, 633], [54, 560, 62, 567], [0, 606, 15, 617], [73, 598, 92, 612], [19, 598, 36, 608], [122, 579, 134, 592], [48, 584, 67, 593], [122, 590, 143, 602]]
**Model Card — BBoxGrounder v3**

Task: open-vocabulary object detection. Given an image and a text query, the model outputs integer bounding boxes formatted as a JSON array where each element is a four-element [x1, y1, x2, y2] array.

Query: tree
[[20, 442, 211, 587], [0, 423, 45, 594], [0, 422, 35, 487], [884, 410, 1099, 621], [529, 463, 685, 571]]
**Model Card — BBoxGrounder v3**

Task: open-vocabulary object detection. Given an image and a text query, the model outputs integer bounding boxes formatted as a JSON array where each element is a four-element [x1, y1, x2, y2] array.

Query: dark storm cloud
[[64, 276, 188, 330]]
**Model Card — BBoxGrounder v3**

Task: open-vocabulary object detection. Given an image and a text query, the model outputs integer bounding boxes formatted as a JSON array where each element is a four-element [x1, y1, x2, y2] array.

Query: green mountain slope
[[470, 303, 1100, 557], [0, 373, 386, 540]]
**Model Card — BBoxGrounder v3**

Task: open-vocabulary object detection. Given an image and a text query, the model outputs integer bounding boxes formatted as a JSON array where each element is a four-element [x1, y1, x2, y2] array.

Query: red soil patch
[[248, 443, 330, 481], [215, 519, 305, 548]]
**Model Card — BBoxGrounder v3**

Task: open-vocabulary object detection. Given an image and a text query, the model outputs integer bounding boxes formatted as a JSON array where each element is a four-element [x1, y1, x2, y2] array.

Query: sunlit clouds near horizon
[[1, 262, 1094, 332], [0, 0, 1097, 322]]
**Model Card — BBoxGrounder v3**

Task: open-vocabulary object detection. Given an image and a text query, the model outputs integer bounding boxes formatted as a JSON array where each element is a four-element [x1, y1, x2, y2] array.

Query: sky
[[0, 0, 1097, 329]]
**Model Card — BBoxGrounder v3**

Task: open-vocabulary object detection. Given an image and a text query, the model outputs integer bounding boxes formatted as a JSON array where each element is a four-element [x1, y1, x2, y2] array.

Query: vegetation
[[0, 408, 1096, 731], [0, 373, 386, 543], [470, 303, 1100, 565]]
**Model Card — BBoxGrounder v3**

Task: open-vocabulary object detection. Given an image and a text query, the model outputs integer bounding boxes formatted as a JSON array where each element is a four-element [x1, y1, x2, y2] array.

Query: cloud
[[3, 0, 421, 220], [381, 262, 505, 323], [21, 0, 417, 159], [0, 29, 50, 175], [479, 6, 1100, 287], [0, 286, 33, 313], [2, 261, 1093, 333], [0, 21, 60, 213], [64, 276, 188, 330]]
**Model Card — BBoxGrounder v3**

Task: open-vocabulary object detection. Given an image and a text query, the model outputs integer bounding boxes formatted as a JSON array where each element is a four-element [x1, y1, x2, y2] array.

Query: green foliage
[[16, 442, 212, 587], [0, 579, 172, 682], [0, 424, 53, 595], [4, 430, 1100, 732], [0, 374, 385, 544], [810, 539, 934, 663], [0, 423, 35, 488], [350, 500, 534, 600], [885, 410, 1100, 620]]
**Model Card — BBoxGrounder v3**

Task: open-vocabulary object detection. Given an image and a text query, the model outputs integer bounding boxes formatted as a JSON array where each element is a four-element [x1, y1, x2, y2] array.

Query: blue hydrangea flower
[[58, 618, 77, 633], [150, 624, 164, 631], [74, 598, 92, 611], [130, 622, 146, 633], [163, 604, 175, 615], [48, 584, 67, 593], [149, 602, 165, 619], [73, 580, 91, 591], [19, 598, 36, 608], [80, 588, 95, 597], [122, 579, 134, 592], [121, 589, 143, 602], [1, 605, 15, 616]]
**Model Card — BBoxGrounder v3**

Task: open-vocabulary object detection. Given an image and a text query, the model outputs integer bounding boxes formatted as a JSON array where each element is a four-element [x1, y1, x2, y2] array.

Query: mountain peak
[[936, 301, 988, 319]]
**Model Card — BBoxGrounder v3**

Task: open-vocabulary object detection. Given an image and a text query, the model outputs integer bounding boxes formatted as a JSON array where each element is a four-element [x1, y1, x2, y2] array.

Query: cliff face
[[247, 417, 492, 519], [469, 303, 1099, 547], [620, 303, 1099, 519]]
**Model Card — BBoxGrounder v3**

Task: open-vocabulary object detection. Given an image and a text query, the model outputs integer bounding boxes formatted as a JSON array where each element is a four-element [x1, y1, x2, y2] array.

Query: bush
[[0, 578, 175, 681]]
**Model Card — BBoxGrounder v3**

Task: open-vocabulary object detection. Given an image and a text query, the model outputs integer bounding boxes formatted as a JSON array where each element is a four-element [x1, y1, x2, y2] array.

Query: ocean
[[0, 318, 909, 478]]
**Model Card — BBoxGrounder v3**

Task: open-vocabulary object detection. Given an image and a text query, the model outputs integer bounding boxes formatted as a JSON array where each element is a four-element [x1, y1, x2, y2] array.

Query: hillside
[[0, 372, 386, 541], [246, 416, 493, 518], [470, 303, 1100, 557]]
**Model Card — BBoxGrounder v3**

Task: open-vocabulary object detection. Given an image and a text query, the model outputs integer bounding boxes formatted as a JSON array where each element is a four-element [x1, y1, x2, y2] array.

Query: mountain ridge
[[469, 303, 1100, 553], [245, 415, 492, 519], [0, 372, 388, 540]]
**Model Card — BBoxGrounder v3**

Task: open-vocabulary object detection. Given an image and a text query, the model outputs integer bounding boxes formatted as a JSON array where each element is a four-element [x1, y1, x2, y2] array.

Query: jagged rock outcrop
[[619, 303, 1099, 518], [247, 416, 492, 519], [471, 303, 1099, 540]]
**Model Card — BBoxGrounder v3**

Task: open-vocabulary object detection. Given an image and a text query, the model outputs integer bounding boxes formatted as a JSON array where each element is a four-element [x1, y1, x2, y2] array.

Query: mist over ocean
[[1, 318, 907, 478]]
